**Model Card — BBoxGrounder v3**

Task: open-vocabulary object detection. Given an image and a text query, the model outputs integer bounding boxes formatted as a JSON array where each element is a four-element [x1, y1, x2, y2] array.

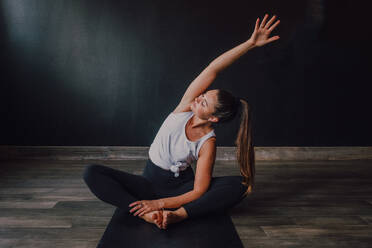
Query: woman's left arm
[[129, 138, 216, 216], [159, 137, 216, 209]]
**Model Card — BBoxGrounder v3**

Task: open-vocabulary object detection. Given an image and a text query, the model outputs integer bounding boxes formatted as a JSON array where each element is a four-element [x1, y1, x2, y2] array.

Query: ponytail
[[235, 99, 255, 196], [213, 90, 255, 196]]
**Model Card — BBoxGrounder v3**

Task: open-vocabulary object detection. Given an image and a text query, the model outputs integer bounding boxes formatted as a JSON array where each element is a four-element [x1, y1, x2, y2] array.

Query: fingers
[[162, 212, 168, 229], [158, 209, 165, 229], [129, 204, 142, 213], [258, 14, 280, 32], [129, 201, 140, 207], [156, 211, 164, 229], [260, 14, 269, 29], [139, 207, 152, 216], [268, 20, 280, 32], [267, 35, 280, 43], [254, 18, 260, 32], [155, 217, 162, 228], [136, 208, 145, 216], [264, 15, 276, 29], [134, 205, 152, 216]]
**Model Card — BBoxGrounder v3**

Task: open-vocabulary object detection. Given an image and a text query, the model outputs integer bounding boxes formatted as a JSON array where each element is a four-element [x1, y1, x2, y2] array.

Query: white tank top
[[149, 111, 216, 177]]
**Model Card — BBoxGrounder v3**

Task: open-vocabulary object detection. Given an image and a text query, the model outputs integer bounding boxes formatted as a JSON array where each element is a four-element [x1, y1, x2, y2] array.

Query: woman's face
[[190, 89, 219, 122]]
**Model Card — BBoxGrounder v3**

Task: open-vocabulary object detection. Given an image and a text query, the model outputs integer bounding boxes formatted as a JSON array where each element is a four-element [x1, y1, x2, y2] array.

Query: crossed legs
[[83, 164, 247, 229]]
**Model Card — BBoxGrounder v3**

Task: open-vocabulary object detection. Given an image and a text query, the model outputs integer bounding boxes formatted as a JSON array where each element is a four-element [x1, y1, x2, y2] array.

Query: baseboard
[[0, 146, 371, 161]]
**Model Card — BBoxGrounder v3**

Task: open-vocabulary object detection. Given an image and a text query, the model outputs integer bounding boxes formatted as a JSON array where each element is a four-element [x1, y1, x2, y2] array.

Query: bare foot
[[138, 210, 163, 229], [161, 208, 188, 229]]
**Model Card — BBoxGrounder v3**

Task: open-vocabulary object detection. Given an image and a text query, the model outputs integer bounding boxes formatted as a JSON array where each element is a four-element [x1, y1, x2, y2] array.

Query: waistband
[[142, 159, 194, 188]]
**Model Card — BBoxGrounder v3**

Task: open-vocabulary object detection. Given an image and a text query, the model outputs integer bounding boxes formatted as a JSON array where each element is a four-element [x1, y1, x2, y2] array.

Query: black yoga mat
[[97, 208, 244, 248]]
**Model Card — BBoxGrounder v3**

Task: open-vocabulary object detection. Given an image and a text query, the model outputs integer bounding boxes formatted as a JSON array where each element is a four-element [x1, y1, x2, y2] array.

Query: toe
[[152, 213, 157, 220]]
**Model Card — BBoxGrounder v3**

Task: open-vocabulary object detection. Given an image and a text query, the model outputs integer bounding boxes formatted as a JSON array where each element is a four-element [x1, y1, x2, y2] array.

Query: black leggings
[[83, 159, 247, 219]]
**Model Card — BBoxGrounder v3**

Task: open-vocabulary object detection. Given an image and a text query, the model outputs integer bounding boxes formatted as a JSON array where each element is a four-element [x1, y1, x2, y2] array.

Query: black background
[[1, 0, 371, 146]]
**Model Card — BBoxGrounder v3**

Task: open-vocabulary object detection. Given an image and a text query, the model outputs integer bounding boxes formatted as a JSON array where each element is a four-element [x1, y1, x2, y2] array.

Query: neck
[[190, 115, 213, 130]]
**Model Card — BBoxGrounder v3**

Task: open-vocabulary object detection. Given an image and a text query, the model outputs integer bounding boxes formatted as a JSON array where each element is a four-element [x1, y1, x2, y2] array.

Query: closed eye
[[202, 94, 208, 107]]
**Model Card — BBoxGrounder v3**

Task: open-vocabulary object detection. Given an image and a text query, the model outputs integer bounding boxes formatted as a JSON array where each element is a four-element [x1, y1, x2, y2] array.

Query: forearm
[[208, 39, 256, 73], [159, 190, 203, 209]]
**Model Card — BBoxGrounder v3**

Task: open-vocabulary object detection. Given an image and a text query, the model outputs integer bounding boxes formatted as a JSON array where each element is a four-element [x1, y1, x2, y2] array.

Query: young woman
[[83, 14, 280, 229]]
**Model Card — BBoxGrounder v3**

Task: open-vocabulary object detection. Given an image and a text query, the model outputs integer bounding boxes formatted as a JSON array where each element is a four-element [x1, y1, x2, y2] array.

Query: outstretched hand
[[249, 14, 280, 47]]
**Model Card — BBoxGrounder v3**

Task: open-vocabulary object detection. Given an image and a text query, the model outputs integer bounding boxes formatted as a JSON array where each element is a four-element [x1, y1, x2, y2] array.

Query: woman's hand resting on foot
[[129, 199, 164, 216]]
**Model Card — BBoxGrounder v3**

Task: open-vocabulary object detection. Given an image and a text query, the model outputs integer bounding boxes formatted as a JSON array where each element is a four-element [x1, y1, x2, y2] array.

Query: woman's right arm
[[177, 14, 280, 109], [177, 40, 256, 110]]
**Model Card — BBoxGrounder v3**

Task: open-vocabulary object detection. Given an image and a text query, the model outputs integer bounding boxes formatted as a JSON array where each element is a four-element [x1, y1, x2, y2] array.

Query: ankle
[[175, 207, 188, 219], [138, 211, 152, 220]]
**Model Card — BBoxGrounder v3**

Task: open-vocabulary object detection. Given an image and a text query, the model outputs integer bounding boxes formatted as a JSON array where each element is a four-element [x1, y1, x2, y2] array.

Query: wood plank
[[0, 228, 105, 240], [291, 216, 369, 225], [261, 225, 372, 238], [230, 205, 372, 216], [0, 214, 110, 228], [233, 226, 268, 239], [0, 217, 71, 228], [0, 208, 115, 218], [240, 237, 372, 248], [0, 188, 53, 194], [0, 239, 19, 248], [359, 215, 372, 224], [0, 201, 57, 209], [231, 216, 295, 226]]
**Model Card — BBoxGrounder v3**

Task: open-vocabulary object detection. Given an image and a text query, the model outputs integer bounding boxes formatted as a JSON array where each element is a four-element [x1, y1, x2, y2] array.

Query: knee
[[211, 176, 245, 196], [83, 164, 103, 183], [228, 177, 248, 200]]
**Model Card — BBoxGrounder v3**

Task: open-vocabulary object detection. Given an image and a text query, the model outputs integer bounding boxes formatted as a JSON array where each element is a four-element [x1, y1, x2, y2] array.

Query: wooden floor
[[0, 159, 371, 248]]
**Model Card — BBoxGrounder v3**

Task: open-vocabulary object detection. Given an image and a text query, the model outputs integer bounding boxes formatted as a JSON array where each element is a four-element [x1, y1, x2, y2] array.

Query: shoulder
[[198, 136, 217, 159]]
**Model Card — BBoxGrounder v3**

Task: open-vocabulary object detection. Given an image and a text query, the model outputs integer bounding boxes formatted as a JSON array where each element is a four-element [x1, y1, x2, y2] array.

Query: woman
[[83, 14, 280, 229]]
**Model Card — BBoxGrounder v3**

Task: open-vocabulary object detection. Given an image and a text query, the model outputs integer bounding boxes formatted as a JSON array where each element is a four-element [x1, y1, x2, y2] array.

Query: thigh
[[205, 176, 247, 203], [210, 175, 247, 189], [210, 176, 245, 188], [181, 175, 248, 218], [84, 164, 158, 200]]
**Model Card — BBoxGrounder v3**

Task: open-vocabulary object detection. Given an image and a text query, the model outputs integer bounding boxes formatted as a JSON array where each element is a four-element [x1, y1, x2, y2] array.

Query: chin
[[190, 103, 196, 111]]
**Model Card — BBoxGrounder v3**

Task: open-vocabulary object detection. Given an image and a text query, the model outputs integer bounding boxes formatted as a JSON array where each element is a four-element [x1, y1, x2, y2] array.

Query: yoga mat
[[97, 208, 244, 248]]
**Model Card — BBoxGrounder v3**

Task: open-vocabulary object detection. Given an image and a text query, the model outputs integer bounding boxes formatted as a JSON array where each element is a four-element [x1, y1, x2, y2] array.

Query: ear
[[208, 116, 219, 123]]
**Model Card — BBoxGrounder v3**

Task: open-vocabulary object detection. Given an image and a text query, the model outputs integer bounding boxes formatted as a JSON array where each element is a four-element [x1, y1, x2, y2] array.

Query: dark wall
[[1, 0, 371, 146]]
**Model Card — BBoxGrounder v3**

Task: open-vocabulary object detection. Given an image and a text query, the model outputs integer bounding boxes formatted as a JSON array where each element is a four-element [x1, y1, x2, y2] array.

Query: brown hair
[[212, 89, 255, 196]]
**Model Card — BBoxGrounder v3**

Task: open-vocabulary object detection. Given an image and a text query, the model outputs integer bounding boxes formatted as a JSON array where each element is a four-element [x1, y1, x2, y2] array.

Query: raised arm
[[177, 14, 280, 109]]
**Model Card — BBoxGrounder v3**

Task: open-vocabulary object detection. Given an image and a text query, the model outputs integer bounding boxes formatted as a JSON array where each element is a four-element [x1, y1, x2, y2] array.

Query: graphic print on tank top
[[149, 111, 216, 176]]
